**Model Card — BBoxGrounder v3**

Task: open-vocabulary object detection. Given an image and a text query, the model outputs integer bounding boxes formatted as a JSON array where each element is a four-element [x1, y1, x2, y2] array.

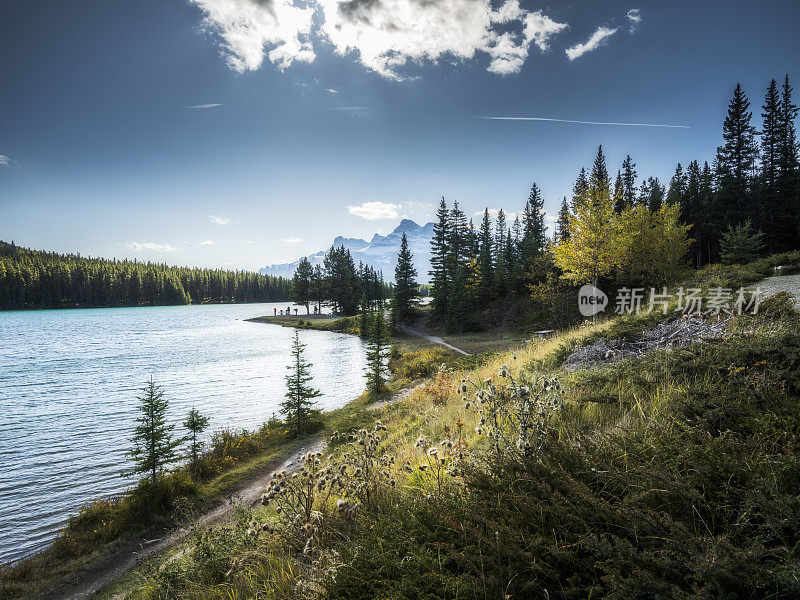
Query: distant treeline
[[0, 241, 290, 309]]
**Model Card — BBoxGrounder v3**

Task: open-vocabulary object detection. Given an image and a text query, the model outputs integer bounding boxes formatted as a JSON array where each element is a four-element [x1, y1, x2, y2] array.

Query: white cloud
[[199, 239, 215, 245], [626, 8, 641, 31], [347, 201, 401, 220], [325, 88, 339, 94], [284, 236, 303, 244], [319, 0, 567, 79], [209, 214, 232, 225], [0, 155, 9, 167], [242, 239, 254, 244], [191, 0, 316, 72], [119, 241, 178, 252], [187, 103, 224, 109], [565, 26, 617, 61], [192, 0, 566, 80]]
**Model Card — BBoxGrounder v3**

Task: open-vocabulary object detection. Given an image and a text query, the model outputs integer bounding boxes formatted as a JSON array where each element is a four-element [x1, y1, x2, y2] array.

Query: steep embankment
[[116, 282, 800, 600]]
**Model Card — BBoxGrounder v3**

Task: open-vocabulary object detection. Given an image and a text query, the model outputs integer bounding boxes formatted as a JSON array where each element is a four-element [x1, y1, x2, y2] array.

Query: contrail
[[476, 116, 689, 129], [186, 103, 223, 109]]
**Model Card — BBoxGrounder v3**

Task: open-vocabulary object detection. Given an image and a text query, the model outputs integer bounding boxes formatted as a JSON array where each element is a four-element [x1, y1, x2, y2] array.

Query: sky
[[1, 0, 799, 271]]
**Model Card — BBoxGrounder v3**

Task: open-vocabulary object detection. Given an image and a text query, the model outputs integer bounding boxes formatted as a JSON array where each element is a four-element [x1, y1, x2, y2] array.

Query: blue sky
[[1, 0, 798, 270]]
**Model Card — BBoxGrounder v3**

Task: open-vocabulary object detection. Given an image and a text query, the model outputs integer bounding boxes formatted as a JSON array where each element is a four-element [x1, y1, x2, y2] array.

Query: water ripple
[[0, 303, 367, 564]]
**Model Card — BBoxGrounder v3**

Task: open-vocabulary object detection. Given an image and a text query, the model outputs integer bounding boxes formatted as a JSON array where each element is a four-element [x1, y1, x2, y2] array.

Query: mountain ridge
[[259, 219, 435, 283]]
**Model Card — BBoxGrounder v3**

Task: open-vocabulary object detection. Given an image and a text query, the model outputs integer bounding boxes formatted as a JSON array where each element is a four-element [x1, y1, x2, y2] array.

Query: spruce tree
[[281, 331, 322, 436], [572, 167, 589, 206], [365, 311, 390, 394], [520, 183, 546, 279], [682, 160, 704, 266], [477, 208, 494, 300], [391, 232, 419, 323], [183, 408, 210, 472], [778, 75, 800, 248], [429, 197, 450, 318], [126, 379, 181, 485], [613, 170, 625, 213], [555, 196, 570, 242], [716, 83, 758, 227], [720, 221, 765, 264], [667, 163, 686, 206], [621, 155, 638, 209], [493, 209, 508, 296], [589, 146, 611, 197]]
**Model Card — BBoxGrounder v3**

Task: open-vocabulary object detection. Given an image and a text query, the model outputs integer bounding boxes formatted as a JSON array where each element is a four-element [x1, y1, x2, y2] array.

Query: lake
[[0, 303, 367, 564]]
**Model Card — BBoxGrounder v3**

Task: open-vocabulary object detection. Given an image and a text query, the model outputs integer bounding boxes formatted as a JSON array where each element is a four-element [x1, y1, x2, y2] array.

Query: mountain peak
[[391, 219, 420, 235]]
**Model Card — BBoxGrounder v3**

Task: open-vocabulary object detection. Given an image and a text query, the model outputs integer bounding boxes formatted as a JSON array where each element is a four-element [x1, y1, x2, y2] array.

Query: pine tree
[[572, 167, 589, 206], [613, 170, 625, 213], [323, 246, 360, 315], [493, 209, 508, 296], [700, 161, 719, 262], [682, 160, 704, 266], [520, 183, 546, 283], [639, 177, 665, 211], [777, 75, 800, 248], [448, 200, 470, 276], [716, 83, 758, 228], [126, 379, 181, 485], [365, 311, 390, 394], [429, 197, 450, 317], [310, 264, 325, 314], [391, 232, 419, 323], [281, 331, 322, 436], [589, 145, 611, 197], [291, 257, 314, 314], [477, 208, 494, 300], [183, 408, 210, 472], [621, 155, 638, 209], [759, 78, 783, 251], [555, 196, 570, 242], [666, 163, 686, 206]]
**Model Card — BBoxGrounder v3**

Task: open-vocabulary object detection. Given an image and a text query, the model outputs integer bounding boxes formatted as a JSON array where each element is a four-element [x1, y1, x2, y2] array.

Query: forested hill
[[0, 241, 290, 310]]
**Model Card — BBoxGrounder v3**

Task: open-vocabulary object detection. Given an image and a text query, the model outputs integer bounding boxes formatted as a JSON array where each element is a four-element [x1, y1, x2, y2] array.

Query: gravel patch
[[563, 316, 732, 371], [755, 273, 800, 308]]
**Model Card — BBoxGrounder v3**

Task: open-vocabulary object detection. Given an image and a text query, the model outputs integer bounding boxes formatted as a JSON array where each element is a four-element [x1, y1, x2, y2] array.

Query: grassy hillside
[[112, 284, 800, 599]]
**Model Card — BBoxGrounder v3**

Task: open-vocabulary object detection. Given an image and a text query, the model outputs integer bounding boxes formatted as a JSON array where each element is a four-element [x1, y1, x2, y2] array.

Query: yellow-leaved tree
[[553, 147, 624, 289], [618, 203, 692, 286]]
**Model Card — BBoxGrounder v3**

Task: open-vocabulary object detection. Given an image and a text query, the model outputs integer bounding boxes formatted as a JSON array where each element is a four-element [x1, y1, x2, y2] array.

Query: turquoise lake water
[[0, 303, 367, 564]]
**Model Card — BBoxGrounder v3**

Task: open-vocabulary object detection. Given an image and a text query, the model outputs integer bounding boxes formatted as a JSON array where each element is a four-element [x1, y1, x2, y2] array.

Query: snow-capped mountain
[[259, 219, 435, 283]]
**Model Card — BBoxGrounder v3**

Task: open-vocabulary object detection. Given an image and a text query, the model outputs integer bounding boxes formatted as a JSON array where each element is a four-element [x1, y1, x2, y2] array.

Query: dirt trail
[[41, 384, 418, 600], [397, 325, 472, 356]]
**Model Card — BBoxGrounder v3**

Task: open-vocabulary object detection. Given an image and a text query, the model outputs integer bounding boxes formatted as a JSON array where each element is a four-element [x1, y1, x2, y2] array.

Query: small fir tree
[[126, 379, 181, 485], [365, 311, 390, 394], [183, 408, 210, 472], [720, 220, 766, 264], [281, 331, 322, 436]]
